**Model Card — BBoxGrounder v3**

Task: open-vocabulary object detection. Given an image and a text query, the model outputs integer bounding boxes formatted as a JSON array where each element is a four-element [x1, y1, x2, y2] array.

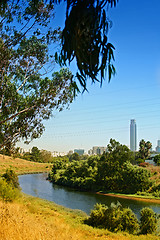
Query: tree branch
[[0, 105, 36, 125]]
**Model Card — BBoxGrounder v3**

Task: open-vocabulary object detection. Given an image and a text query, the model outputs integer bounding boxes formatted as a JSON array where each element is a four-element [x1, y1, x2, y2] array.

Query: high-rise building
[[74, 149, 84, 155], [130, 119, 137, 151], [156, 140, 160, 153]]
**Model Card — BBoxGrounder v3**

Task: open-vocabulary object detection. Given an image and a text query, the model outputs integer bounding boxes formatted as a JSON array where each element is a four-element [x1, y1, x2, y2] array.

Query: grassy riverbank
[[0, 155, 160, 239], [0, 194, 159, 240], [0, 153, 160, 203], [0, 154, 52, 175]]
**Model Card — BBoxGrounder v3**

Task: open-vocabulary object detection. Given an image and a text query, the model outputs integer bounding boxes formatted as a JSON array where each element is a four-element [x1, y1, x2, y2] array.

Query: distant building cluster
[[18, 119, 160, 156], [88, 146, 107, 155], [74, 149, 84, 155], [52, 151, 66, 157]]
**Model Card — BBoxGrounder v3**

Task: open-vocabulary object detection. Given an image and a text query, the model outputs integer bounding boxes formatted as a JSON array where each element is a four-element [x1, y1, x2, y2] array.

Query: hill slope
[[0, 154, 52, 175]]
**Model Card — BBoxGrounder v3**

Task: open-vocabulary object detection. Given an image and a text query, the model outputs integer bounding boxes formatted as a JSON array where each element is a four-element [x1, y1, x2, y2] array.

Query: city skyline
[[17, 0, 160, 153]]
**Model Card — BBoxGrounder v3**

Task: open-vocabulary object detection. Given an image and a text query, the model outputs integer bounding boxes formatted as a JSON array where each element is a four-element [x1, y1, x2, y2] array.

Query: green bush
[[86, 202, 139, 234], [120, 208, 139, 233], [0, 178, 20, 202], [87, 203, 108, 228], [140, 207, 157, 234], [2, 169, 20, 189]]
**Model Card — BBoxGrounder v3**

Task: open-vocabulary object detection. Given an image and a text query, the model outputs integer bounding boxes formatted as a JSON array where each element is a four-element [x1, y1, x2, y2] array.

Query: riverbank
[[0, 154, 52, 175], [1, 154, 160, 204], [0, 194, 159, 240], [97, 192, 160, 204]]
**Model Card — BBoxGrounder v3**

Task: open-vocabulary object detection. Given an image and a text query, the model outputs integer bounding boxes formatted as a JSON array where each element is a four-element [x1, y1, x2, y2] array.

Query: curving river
[[19, 173, 160, 218]]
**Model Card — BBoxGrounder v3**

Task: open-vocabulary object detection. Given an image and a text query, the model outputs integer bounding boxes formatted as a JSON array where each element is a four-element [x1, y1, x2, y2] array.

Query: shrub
[[0, 178, 20, 202], [2, 169, 20, 189], [86, 203, 108, 228], [120, 208, 139, 233], [140, 207, 157, 234], [86, 202, 139, 234]]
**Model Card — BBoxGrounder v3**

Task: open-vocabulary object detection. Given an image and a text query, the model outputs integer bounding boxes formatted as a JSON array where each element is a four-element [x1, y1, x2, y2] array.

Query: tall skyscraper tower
[[130, 119, 137, 151]]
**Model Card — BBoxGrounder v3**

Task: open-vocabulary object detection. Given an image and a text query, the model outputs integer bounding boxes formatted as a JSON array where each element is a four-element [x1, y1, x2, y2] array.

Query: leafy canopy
[[0, 0, 118, 89], [0, 1, 75, 150], [0, 0, 118, 150]]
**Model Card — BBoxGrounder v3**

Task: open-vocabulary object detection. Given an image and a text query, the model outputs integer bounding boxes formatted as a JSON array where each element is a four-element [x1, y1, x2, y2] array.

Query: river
[[19, 173, 160, 218]]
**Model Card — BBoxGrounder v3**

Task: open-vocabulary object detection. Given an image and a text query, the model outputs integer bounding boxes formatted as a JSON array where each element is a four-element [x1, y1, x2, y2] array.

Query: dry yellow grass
[[0, 155, 159, 239], [0, 196, 159, 240], [0, 154, 52, 175]]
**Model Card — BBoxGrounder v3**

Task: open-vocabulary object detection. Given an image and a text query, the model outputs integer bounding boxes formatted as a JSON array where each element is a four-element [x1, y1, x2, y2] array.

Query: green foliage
[[0, 0, 118, 151], [86, 202, 139, 234], [23, 147, 60, 163], [0, 0, 75, 151], [2, 169, 20, 189], [30, 147, 41, 162], [40, 150, 54, 163], [86, 203, 108, 228], [69, 152, 80, 161], [140, 207, 158, 234], [49, 139, 153, 194], [154, 154, 160, 166], [60, 0, 118, 89], [121, 162, 152, 193], [0, 178, 20, 202]]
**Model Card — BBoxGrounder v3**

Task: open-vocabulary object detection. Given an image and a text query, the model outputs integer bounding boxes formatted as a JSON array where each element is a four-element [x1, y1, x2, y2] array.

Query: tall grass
[[0, 154, 52, 175], [0, 195, 159, 240]]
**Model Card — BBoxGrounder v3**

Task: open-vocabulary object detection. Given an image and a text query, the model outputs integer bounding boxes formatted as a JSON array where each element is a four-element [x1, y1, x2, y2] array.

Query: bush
[[0, 178, 20, 202], [140, 207, 157, 234], [86, 203, 108, 228], [120, 208, 139, 233], [2, 169, 20, 189], [86, 202, 139, 234]]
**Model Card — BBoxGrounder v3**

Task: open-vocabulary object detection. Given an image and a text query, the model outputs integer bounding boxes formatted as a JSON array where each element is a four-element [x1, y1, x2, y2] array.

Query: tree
[[0, 0, 118, 150], [30, 146, 41, 162], [0, 1, 75, 151], [138, 139, 152, 160], [40, 149, 54, 162], [153, 154, 160, 166], [106, 138, 134, 166], [69, 152, 80, 161]]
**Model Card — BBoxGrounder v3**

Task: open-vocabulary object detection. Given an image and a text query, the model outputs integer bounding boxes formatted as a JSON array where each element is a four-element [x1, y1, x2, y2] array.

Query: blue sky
[[18, 0, 160, 153]]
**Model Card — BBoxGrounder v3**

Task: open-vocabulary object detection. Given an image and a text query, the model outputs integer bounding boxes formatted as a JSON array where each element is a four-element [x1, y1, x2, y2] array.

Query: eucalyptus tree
[[0, 1, 74, 151], [0, 0, 118, 151]]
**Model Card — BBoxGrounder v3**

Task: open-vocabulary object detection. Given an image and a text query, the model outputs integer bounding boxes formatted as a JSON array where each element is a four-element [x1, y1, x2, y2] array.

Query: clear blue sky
[[18, 0, 160, 153]]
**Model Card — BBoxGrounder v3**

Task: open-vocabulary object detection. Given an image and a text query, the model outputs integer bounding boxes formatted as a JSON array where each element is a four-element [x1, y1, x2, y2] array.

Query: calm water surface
[[19, 173, 160, 218]]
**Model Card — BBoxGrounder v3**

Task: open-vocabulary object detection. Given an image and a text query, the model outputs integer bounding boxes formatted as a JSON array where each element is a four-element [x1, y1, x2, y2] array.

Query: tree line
[[48, 139, 159, 195]]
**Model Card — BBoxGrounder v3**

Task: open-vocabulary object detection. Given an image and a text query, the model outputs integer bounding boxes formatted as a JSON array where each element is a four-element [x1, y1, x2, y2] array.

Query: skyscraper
[[156, 140, 160, 153], [130, 119, 137, 151]]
